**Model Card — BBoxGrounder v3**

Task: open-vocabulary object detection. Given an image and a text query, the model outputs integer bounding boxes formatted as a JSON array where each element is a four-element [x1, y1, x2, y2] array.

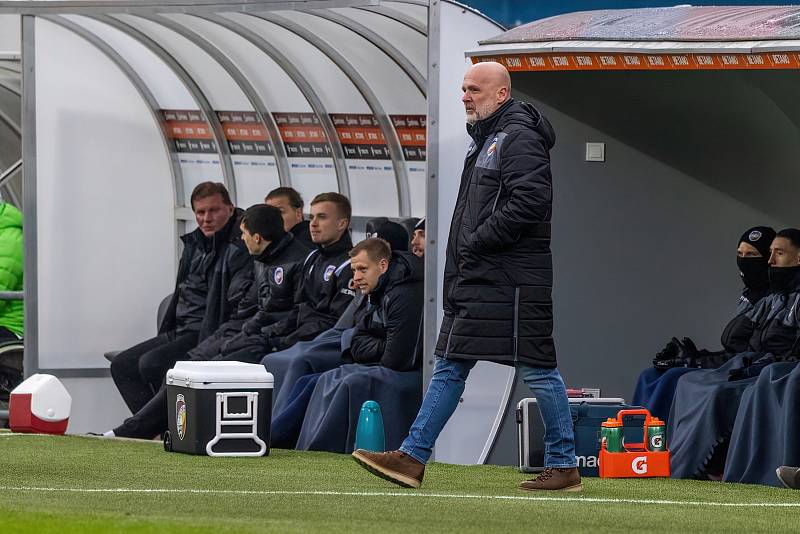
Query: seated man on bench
[[271, 237, 423, 452]]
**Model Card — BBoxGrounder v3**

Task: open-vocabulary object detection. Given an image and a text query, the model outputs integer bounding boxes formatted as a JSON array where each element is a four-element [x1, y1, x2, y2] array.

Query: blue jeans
[[399, 357, 576, 468]]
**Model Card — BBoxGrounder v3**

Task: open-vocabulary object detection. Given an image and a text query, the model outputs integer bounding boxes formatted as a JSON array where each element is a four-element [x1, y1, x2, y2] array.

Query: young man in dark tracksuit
[[354, 62, 582, 491], [102, 204, 305, 438], [110, 182, 252, 417], [258, 192, 355, 354]]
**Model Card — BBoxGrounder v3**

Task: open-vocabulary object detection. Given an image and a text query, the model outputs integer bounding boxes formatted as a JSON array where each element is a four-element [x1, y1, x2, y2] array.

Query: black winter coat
[[435, 99, 558, 367], [346, 252, 424, 371], [187, 231, 312, 360], [264, 234, 355, 351], [160, 209, 252, 342]]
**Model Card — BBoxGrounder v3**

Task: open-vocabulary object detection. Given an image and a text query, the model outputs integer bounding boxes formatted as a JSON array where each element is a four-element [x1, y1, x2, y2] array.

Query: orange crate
[[598, 409, 670, 478]]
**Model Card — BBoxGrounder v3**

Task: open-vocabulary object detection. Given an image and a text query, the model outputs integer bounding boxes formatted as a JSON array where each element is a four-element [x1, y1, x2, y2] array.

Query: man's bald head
[[462, 61, 512, 125]]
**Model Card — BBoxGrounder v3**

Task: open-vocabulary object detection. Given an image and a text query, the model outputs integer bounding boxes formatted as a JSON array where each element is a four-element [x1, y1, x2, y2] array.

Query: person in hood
[[265, 186, 313, 249], [353, 62, 580, 492], [270, 237, 424, 449], [633, 226, 775, 421], [410, 218, 425, 258], [110, 182, 252, 417]]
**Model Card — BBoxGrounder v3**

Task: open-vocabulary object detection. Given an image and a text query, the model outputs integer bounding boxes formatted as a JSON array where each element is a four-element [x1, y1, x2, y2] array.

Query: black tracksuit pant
[[110, 331, 199, 415]]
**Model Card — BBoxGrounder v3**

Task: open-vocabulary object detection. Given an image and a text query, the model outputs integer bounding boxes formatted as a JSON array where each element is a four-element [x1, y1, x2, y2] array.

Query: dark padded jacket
[[290, 220, 314, 250], [345, 252, 424, 371], [745, 275, 800, 359], [720, 287, 769, 354], [187, 231, 312, 360], [159, 209, 252, 342], [264, 234, 355, 351], [435, 99, 558, 367]]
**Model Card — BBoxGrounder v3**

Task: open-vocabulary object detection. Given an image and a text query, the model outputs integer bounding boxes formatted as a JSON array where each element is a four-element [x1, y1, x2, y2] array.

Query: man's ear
[[338, 217, 350, 232], [379, 258, 389, 273]]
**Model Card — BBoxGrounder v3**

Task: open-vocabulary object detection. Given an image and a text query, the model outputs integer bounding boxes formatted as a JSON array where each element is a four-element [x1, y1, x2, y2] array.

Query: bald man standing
[[354, 62, 580, 491]]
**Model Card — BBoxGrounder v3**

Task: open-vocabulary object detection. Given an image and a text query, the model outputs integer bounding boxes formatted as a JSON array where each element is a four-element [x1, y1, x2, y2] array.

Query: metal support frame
[[357, 5, 427, 36], [423, 0, 440, 402], [302, 8, 426, 96], [21, 15, 37, 377], [200, 13, 351, 199], [97, 14, 232, 206], [0, 159, 21, 188], [141, 13, 292, 192], [256, 11, 412, 217], [0, 1, 379, 16]]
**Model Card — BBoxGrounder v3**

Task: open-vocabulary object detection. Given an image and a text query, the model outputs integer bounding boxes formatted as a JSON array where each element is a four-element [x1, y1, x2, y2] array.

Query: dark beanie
[[739, 226, 776, 258], [369, 221, 409, 252], [415, 217, 425, 231], [241, 204, 285, 242]]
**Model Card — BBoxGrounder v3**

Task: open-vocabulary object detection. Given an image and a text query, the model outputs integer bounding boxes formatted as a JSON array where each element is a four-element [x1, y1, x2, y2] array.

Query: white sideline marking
[[1, 486, 799, 508]]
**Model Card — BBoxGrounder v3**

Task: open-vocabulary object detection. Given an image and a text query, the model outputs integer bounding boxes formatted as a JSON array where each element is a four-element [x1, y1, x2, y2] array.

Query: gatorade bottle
[[354, 400, 385, 452], [601, 418, 623, 452], [646, 417, 667, 452]]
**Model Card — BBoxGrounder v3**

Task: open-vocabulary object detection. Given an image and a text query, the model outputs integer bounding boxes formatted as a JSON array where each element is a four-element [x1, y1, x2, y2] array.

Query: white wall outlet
[[585, 142, 605, 162]]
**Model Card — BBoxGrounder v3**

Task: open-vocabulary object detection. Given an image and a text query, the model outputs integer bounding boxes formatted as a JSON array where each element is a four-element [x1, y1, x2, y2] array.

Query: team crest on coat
[[274, 266, 284, 285], [323, 264, 336, 282], [176, 394, 187, 440], [486, 137, 498, 156], [748, 230, 762, 242]]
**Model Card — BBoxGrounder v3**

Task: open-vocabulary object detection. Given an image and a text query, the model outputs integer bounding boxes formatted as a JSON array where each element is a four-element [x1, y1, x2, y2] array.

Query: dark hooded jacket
[[159, 208, 252, 342], [345, 252, 424, 371], [264, 233, 355, 351], [435, 99, 558, 367], [290, 220, 314, 249]]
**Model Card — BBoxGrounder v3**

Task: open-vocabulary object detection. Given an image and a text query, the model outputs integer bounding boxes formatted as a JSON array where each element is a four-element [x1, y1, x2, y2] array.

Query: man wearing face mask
[[633, 226, 775, 421], [670, 229, 800, 480]]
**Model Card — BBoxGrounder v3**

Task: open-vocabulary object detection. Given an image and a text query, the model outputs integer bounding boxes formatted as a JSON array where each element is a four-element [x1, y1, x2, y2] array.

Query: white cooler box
[[164, 361, 273, 457]]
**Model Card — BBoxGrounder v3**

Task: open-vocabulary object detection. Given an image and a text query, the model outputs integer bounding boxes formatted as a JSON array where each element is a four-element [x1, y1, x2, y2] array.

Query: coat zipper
[[490, 182, 503, 214]]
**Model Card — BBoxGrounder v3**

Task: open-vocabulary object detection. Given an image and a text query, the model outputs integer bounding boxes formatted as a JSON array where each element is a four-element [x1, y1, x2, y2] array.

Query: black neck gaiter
[[768, 265, 800, 292], [737, 256, 769, 292]]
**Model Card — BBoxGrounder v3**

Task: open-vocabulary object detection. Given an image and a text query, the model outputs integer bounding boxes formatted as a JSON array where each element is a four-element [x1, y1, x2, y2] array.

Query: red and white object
[[9, 374, 71, 434]]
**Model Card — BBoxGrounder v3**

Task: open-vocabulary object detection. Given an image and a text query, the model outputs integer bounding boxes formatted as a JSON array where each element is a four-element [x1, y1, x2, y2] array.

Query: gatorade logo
[[650, 435, 663, 450], [631, 456, 648, 474]]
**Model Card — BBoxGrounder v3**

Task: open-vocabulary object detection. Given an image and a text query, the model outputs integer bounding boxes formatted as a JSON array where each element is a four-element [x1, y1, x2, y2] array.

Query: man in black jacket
[[271, 237, 423, 449], [110, 182, 252, 416], [101, 204, 304, 438], [182, 203, 312, 362], [353, 62, 581, 491]]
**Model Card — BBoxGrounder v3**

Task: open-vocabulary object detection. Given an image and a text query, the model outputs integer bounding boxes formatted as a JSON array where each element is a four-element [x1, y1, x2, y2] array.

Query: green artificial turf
[[0, 432, 798, 533]]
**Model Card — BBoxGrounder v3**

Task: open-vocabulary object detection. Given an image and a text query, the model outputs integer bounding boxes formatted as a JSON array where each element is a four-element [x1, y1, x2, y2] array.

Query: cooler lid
[[167, 361, 274, 387]]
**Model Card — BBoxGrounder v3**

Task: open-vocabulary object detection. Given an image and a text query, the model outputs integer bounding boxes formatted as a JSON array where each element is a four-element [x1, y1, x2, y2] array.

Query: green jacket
[[0, 203, 23, 337]]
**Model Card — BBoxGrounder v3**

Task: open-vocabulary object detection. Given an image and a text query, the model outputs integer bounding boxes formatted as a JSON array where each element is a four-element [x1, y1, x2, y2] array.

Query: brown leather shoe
[[352, 449, 425, 489], [776, 466, 800, 489], [519, 467, 583, 492]]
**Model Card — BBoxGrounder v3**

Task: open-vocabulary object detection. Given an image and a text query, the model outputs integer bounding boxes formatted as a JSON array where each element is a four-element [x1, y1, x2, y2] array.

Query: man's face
[[462, 68, 509, 125], [737, 242, 761, 258], [265, 195, 303, 232], [411, 229, 425, 258], [309, 201, 348, 246], [240, 222, 267, 255], [351, 250, 389, 295], [768, 237, 800, 267], [194, 194, 234, 237]]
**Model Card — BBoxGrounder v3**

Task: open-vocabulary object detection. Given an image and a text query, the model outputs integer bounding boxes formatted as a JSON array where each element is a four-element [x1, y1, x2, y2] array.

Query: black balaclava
[[737, 226, 775, 291]]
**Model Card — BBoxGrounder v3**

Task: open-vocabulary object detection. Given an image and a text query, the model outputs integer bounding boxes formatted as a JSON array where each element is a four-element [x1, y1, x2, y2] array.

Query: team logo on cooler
[[323, 265, 336, 282], [631, 456, 648, 475], [749, 230, 762, 242], [176, 394, 187, 440], [274, 267, 284, 285]]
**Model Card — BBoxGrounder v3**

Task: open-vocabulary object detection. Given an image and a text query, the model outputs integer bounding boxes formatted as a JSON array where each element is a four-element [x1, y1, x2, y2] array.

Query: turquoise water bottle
[[354, 400, 385, 452]]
